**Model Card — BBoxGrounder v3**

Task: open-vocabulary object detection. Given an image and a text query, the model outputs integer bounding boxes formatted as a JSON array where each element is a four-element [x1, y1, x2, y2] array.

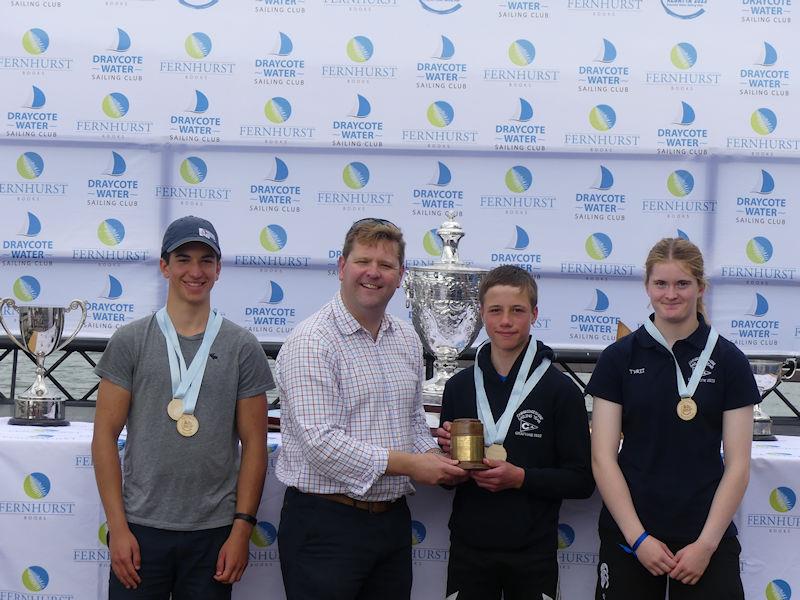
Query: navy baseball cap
[[161, 215, 221, 258]]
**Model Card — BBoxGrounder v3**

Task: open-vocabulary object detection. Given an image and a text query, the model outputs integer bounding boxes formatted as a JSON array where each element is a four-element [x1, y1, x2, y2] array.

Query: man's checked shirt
[[275, 292, 437, 501]]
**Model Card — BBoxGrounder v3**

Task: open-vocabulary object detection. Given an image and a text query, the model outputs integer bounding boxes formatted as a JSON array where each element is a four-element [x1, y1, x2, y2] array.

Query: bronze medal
[[485, 444, 507, 461], [677, 397, 697, 421], [177, 414, 199, 437], [167, 399, 183, 421]]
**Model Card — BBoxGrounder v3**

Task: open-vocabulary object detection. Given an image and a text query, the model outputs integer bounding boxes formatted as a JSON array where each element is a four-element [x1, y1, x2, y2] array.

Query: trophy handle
[[54, 299, 88, 352], [0, 298, 31, 354], [782, 358, 797, 381]]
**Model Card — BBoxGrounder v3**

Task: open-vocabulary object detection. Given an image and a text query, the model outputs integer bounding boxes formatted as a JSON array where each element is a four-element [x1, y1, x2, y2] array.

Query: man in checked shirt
[[275, 218, 467, 600]]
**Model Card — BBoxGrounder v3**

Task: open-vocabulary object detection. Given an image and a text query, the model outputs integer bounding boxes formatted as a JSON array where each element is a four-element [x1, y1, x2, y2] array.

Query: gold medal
[[176, 414, 199, 437], [167, 399, 183, 421], [485, 444, 507, 461], [677, 397, 697, 421]]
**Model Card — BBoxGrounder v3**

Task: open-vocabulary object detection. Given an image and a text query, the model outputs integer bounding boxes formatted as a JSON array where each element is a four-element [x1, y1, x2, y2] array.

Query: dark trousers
[[108, 522, 232, 600], [595, 528, 744, 600], [446, 538, 559, 600], [278, 487, 412, 600]]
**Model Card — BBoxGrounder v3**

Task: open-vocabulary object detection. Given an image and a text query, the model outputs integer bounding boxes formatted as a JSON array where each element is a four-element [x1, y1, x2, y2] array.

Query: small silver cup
[[750, 358, 796, 441], [0, 298, 88, 426]]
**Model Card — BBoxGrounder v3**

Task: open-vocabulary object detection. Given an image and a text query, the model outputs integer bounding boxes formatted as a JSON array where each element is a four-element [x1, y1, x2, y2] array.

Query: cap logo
[[198, 227, 216, 242]]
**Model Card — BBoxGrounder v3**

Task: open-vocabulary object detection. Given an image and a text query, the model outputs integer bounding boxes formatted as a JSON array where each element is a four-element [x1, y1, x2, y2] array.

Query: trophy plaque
[[0, 298, 88, 426], [749, 358, 796, 441], [404, 212, 487, 406]]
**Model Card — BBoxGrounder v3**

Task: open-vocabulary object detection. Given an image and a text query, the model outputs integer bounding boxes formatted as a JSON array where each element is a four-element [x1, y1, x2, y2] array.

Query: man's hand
[[635, 535, 677, 576], [109, 526, 141, 589], [669, 539, 715, 585], [470, 459, 525, 492], [408, 452, 467, 486], [214, 523, 251, 584], [435, 421, 453, 455]]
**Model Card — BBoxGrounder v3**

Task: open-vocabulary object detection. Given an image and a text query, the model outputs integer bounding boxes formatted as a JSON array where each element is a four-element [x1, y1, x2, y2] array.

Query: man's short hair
[[342, 218, 405, 265], [478, 265, 538, 309]]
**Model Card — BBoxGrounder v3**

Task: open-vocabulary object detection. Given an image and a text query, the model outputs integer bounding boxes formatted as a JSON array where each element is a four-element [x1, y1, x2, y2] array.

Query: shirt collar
[[636, 313, 710, 350], [332, 291, 393, 337]]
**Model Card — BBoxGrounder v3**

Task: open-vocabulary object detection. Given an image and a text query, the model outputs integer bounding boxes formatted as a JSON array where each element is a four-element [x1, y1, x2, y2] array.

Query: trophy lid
[[408, 211, 487, 274]]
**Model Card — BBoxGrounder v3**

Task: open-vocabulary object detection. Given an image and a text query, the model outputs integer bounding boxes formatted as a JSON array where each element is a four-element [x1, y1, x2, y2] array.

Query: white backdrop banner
[[1, 1, 799, 355]]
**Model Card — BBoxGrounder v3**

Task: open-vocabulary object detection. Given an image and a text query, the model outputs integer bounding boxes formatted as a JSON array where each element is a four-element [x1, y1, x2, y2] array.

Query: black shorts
[[595, 528, 744, 600]]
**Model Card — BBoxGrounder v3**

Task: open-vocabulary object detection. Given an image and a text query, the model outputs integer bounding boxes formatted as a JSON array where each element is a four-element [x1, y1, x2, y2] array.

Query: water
[[2, 351, 798, 421]]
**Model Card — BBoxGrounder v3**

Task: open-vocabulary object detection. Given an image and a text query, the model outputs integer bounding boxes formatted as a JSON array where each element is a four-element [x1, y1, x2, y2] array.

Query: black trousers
[[108, 522, 232, 600], [446, 538, 559, 600], [595, 528, 744, 600], [278, 487, 412, 600]]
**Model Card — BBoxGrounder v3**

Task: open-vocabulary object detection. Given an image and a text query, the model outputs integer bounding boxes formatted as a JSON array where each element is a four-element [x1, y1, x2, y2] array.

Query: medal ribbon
[[156, 307, 223, 416], [474, 337, 551, 447], [643, 318, 718, 401]]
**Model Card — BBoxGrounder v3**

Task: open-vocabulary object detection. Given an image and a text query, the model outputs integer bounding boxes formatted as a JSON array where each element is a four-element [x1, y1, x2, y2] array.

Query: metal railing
[[2, 339, 799, 420]]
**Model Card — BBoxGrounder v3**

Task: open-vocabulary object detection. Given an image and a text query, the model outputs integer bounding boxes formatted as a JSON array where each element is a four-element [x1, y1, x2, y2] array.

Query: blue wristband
[[618, 531, 649, 557]]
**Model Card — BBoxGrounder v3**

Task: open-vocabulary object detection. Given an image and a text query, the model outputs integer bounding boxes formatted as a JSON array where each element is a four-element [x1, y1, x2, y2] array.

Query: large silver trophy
[[404, 212, 487, 405], [750, 358, 796, 441], [0, 298, 88, 426]]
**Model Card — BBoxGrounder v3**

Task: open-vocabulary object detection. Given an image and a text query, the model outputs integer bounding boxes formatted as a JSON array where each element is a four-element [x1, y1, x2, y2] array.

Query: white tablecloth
[[1, 418, 798, 599]]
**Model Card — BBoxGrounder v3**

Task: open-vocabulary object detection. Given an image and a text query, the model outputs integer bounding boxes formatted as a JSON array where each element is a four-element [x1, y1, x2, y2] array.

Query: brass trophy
[[449, 418, 488, 470], [750, 358, 796, 441], [404, 212, 488, 405], [0, 298, 88, 426]]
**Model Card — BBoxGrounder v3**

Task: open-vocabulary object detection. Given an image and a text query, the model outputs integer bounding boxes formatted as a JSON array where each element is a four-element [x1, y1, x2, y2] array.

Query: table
[[1, 418, 798, 599]]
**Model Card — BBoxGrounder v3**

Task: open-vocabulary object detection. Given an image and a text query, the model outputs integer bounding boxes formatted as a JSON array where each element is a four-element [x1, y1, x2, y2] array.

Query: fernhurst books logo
[[259, 224, 288, 252], [585, 233, 613, 260], [667, 170, 694, 197], [22, 566, 49, 592], [265, 97, 292, 124], [557, 523, 575, 549], [770, 487, 796, 513], [185, 32, 212, 59], [505, 165, 532, 193], [24, 472, 51, 499], [765, 580, 792, 600], [589, 104, 616, 131], [13, 275, 41, 302], [102, 93, 129, 119], [411, 520, 426, 545], [427, 101, 454, 128], [343, 162, 370, 189], [23, 29, 49, 55], [423, 228, 444, 256], [17, 152, 44, 179], [746, 236, 773, 264], [347, 36, 373, 63], [752, 108, 778, 135], [180, 156, 208, 184], [508, 39, 535, 66], [670, 42, 697, 69], [251, 521, 277, 547], [98, 219, 125, 247]]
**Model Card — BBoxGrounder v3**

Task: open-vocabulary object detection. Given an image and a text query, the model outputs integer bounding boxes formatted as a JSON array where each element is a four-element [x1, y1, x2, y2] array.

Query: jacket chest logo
[[515, 409, 543, 438]]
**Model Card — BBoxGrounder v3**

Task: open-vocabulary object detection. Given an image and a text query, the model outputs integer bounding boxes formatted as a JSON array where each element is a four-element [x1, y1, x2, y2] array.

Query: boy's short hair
[[478, 265, 538, 309]]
